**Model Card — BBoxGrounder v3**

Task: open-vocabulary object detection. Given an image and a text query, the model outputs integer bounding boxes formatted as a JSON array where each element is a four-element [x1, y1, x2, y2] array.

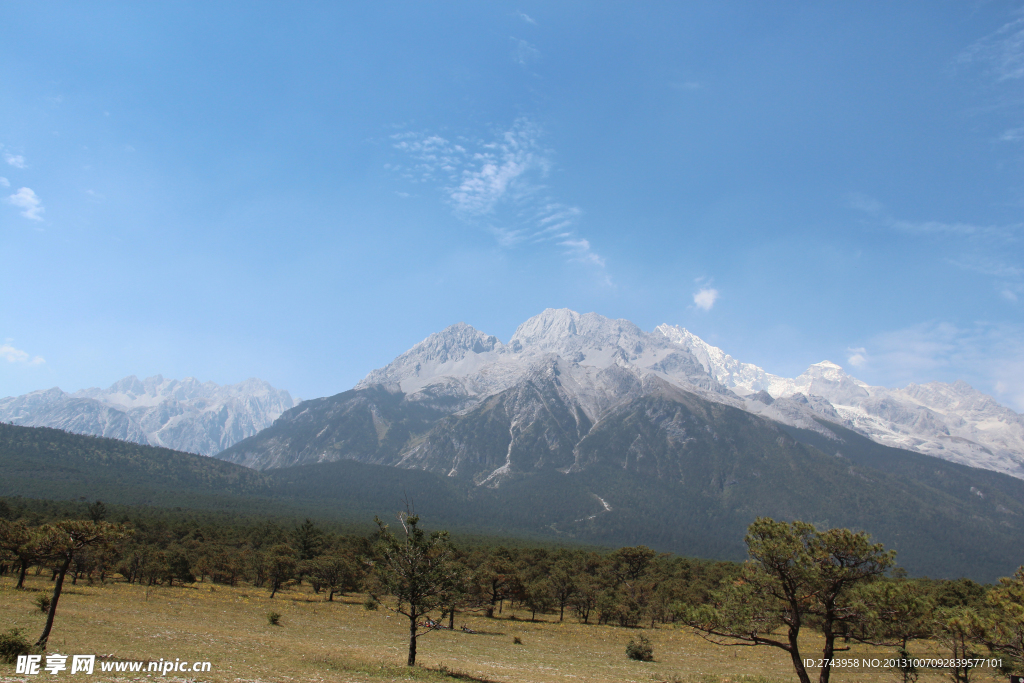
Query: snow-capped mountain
[[352, 308, 1024, 479], [0, 375, 299, 456], [655, 322, 1024, 478], [358, 311, 730, 406]]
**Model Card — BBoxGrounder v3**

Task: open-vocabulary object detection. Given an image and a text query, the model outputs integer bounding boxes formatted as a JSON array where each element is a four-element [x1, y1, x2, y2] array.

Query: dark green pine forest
[[3, 418, 1024, 582]]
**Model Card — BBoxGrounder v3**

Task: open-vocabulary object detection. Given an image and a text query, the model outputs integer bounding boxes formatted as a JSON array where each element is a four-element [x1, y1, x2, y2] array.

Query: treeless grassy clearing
[[0, 575, 990, 683]]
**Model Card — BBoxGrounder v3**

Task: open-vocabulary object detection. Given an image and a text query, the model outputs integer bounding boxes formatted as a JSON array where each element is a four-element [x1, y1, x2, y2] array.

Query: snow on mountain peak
[[355, 309, 1024, 479], [0, 376, 299, 456], [356, 322, 507, 395], [509, 309, 647, 355], [800, 360, 849, 379]]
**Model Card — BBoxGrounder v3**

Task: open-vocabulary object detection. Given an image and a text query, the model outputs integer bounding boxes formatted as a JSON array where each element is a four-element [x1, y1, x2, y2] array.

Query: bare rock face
[[0, 376, 299, 456]]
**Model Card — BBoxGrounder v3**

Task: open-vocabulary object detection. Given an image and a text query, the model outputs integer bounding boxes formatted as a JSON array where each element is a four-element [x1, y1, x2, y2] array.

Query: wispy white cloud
[[849, 321, 1024, 411], [846, 347, 868, 367], [958, 15, 1024, 81], [4, 152, 26, 169], [559, 238, 605, 267], [0, 177, 8, 187], [850, 194, 1023, 304], [447, 121, 542, 216], [0, 343, 45, 365], [849, 193, 1020, 239], [846, 192, 883, 215], [5, 187, 44, 221], [885, 217, 1019, 239], [389, 119, 605, 271], [516, 11, 536, 25], [1000, 127, 1024, 142], [693, 287, 719, 311], [511, 37, 540, 66], [946, 255, 1023, 279]]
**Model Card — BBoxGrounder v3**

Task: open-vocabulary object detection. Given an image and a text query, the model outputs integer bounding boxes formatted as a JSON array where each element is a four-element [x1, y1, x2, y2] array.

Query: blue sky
[[2, 2, 1023, 409]]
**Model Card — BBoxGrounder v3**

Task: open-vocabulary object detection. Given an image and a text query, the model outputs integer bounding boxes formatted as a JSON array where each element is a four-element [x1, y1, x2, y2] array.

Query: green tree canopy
[[367, 513, 458, 666], [686, 517, 894, 683]]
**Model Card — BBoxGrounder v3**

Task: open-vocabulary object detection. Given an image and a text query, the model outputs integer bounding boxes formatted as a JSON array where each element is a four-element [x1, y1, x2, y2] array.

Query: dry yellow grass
[[0, 575, 1003, 683]]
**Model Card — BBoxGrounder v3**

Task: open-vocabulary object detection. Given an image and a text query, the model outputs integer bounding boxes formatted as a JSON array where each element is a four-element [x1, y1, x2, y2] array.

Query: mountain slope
[[657, 324, 1024, 477], [348, 309, 1024, 478], [15, 414, 1024, 581], [0, 423, 270, 507]]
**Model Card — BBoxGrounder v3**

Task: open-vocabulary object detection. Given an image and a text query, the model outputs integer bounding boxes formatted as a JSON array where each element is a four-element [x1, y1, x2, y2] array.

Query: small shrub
[[512, 636, 523, 645], [0, 629, 34, 664], [35, 594, 51, 613], [626, 633, 654, 662], [267, 611, 281, 626], [362, 597, 378, 611]]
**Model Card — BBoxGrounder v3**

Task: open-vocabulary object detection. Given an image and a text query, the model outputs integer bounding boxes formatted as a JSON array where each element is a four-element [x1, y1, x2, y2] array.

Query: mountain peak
[[356, 321, 505, 392], [798, 360, 850, 381], [509, 309, 647, 355], [397, 322, 502, 364]]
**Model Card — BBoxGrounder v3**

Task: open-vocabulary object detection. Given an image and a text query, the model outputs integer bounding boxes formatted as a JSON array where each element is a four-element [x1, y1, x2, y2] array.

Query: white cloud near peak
[[693, 287, 719, 311], [847, 347, 868, 367], [517, 11, 536, 24], [0, 344, 45, 365], [4, 153, 26, 169], [5, 187, 44, 221]]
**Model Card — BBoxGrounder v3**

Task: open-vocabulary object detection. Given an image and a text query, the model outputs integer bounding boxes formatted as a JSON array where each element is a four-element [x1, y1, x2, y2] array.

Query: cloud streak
[[958, 16, 1024, 81], [0, 343, 45, 365], [850, 194, 1022, 303], [511, 37, 540, 66], [4, 153, 26, 169], [849, 321, 1024, 411], [5, 187, 44, 221], [389, 119, 605, 271]]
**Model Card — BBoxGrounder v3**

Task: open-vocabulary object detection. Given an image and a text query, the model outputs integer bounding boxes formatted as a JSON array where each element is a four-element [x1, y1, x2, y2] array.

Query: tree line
[[1, 498, 1022, 681]]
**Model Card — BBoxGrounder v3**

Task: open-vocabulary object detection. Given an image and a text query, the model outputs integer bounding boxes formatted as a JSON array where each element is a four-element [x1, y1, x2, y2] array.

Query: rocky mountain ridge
[[0, 375, 299, 456], [352, 308, 1024, 479]]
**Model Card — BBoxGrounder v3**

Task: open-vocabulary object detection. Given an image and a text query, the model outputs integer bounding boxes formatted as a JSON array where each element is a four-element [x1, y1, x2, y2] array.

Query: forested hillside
[[4, 422, 1024, 581]]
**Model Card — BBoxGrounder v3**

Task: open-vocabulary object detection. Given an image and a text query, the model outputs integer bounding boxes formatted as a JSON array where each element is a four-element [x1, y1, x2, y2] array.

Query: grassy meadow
[[0, 574, 1001, 683]]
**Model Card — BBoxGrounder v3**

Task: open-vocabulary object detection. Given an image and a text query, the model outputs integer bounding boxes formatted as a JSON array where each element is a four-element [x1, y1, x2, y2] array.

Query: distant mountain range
[[4, 309, 1021, 479], [5, 310, 1024, 580], [0, 375, 299, 456], [220, 308, 1024, 479]]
